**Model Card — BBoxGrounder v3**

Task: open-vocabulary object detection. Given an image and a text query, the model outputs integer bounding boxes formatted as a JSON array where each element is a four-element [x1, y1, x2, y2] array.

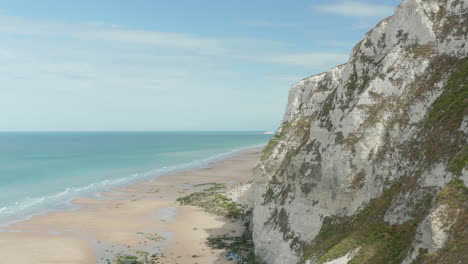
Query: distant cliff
[[248, 0, 467, 263]]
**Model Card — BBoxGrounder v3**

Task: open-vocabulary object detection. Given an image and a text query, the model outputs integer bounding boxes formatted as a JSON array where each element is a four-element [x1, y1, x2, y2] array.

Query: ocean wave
[[0, 144, 263, 226]]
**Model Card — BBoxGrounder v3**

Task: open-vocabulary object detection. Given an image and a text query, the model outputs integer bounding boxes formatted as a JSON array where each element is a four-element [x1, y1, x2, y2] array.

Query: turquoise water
[[0, 132, 270, 225]]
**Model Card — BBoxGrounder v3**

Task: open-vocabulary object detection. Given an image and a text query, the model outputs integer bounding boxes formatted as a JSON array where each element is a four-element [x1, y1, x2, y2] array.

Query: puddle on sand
[[153, 207, 177, 222]]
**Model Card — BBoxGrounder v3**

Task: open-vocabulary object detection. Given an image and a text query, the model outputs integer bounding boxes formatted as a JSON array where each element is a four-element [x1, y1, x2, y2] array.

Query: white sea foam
[[0, 144, 263, 226]]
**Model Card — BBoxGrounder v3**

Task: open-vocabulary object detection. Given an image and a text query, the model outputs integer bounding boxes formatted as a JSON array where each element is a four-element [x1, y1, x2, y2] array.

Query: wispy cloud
[[0, 10, 353, 130], [324, 40, 359, 48], [264, 74, 306, 83], [258, 52, 348, 68], [0, 13, 345, 70], [236, 20, 301, 28], [312, 1, 395, 17], [0, 14, 230, 55], [0, 13, 349, 93], [0, 14, 298, 60]]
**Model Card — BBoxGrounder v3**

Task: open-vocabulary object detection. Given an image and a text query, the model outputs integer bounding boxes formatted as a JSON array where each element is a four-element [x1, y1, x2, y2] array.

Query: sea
[[0, 131, 271, 226]]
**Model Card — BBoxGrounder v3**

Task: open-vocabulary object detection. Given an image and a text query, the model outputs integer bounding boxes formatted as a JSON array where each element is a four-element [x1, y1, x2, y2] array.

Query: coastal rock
[[249, 0, 468, 263], [226, 182, 254, 209]]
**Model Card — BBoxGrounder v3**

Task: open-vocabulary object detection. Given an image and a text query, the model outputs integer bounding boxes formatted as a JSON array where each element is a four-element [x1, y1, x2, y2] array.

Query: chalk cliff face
[[249, 0, 468, 263]]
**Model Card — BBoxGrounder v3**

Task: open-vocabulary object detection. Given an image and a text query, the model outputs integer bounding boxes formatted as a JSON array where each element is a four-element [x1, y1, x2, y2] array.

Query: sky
[[0, 0, 400, 131]]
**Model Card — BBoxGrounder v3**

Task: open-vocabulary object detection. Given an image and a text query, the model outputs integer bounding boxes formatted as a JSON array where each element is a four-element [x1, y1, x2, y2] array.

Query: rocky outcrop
[[249, 0, 468, 263]]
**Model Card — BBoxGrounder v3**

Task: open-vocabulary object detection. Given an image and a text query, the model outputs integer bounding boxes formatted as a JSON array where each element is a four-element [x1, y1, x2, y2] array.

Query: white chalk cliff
[[247, 0, 468, 263]]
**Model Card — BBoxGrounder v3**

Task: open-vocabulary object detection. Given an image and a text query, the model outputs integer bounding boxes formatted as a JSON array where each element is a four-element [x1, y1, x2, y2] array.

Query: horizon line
[[0, 130, 276, 133]]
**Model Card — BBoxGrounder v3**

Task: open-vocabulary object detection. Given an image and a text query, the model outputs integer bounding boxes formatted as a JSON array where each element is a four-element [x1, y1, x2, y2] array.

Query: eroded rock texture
[[249, 0, 468, 263]]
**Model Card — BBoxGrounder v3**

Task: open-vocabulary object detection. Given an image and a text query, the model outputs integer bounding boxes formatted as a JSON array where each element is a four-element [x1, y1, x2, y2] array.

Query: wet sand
[[0, 147, 261, 264]]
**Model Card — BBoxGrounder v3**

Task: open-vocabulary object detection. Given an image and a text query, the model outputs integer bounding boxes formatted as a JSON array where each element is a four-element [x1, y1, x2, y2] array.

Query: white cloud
[[0, 13, 346, 70], [257, 52, 348, 68], [326, 40, 359, 48], [0, 14, 294, 57], [0, 14, 230, 55], [0, 11, 353, 130], [264, 74, 305, 83], [80, 28, 231, 54], [312, 1, 395, 17], [237, 20, 301, 28]]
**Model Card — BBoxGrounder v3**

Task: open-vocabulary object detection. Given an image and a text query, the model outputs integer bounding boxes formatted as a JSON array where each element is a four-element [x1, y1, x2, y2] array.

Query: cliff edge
[[250, 0, 467, 263]]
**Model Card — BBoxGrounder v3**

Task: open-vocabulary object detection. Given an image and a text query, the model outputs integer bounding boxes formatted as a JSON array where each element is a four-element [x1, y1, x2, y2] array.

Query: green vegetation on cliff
[[411, 179, 468, 264], [422, 58, 467, 166], [262, 122, 291, 160], [301, 176, 432, 264], [298, 58, 468, 264]]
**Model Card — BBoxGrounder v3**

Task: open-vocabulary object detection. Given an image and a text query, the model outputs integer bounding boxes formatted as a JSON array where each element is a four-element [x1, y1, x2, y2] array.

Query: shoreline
[[0, 144, 264, 228], [0, 146, 262, 263]]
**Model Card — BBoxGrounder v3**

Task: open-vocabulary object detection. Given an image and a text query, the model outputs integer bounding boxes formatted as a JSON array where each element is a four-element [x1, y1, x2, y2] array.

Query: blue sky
[[0, 0, 400, 131]]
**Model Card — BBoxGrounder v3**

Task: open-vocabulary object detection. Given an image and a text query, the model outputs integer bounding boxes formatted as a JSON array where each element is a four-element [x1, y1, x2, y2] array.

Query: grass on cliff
[[261, 116, 312, 166], [407, 44, 434, 58], [424, 58, 467, 130], [345, 66, 371, 98], [301, 176, 433, 264], [421, 57, 467, 167], [411, 179, 468, 264], [261, 122, 290, 160], [448, 146, 468, 176], [300, 58, 468, 264]]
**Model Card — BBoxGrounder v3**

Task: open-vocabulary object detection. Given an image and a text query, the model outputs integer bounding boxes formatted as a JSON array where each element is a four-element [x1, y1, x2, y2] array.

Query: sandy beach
[[0, 147, 261, 264]]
